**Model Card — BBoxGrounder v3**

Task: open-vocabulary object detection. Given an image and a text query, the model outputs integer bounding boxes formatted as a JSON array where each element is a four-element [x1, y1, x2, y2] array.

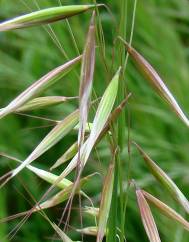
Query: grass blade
[[134, 142, 189, 214], [51, 93, 131, 171], [1, 109, 79, 186], [0, 56, 81, 120], [0, 153, 93, 227], [0, 152, 72, 189], [136, 188, 161, 242], [58, 67, 120, 179], [120, 38, 189, 127], [21, 164, 72, 189], [36, 174, 94, 211], [0, 174, 93, 226], [15, 173, 93, 215], [78, 11, 96, 147], [142, 190, 189, 231], [0, 5, 95, 31], [74, 11, 96, 209], [97, 163, 114, 242], [51, 140, 82, 171], [96, 93, 131, 143], [16, 96, 77, 112]]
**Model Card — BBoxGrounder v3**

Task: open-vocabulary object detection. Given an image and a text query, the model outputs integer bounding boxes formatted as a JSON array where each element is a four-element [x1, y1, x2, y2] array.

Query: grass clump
[[0, 1, 189, 242]]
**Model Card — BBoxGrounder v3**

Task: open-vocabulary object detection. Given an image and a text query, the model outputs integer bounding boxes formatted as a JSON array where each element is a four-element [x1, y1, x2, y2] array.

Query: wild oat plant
[[0, 1, 189, 242]]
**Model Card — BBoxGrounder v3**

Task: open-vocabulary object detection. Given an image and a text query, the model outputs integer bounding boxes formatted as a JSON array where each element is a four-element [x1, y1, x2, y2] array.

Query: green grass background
[[0, 0, 189, 241]]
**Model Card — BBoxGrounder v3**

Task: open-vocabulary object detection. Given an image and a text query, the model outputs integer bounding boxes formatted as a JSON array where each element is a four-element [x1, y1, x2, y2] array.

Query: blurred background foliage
[[0, 0, 189, 241]]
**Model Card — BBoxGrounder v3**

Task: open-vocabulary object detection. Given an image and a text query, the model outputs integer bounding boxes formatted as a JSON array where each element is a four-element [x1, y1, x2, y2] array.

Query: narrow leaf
[[0, 154, 92, 226], [3, 173, 94, 221], [2, 153, 72, 189], [69, 10, 97, 205], [134, 142, 189, 214], [136, 188, 161, 242], [78, 11, 96, 147], [58, 68, 120, 180], [96, 93, 131, 143], [97, 163, 114, 242], [143, 190, 189, 231], [1, 109, 79, 186], [35, 174, 94, 211], [51, 94, 130, 171], [0, 56, 81, 120], [51, 140, 82, 170], [0, 5, 95, 31], [21, 164, 72, 189], [16, 96, 77, 112], [121, 38, 189, 127]]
